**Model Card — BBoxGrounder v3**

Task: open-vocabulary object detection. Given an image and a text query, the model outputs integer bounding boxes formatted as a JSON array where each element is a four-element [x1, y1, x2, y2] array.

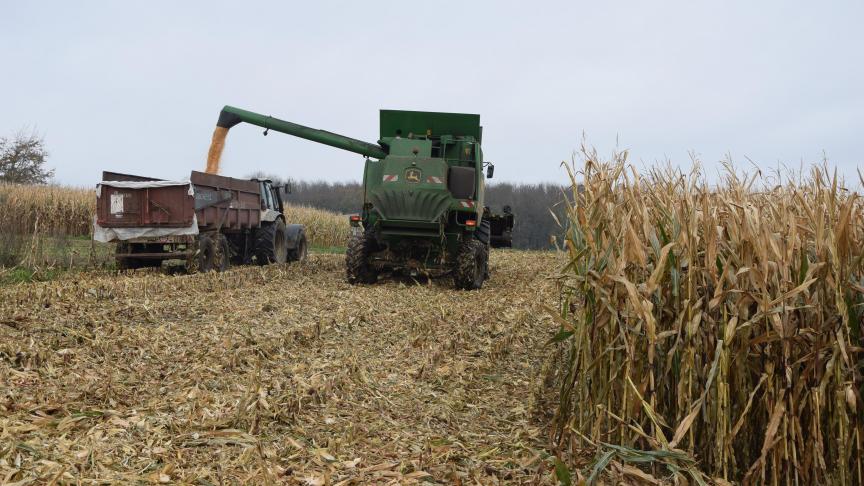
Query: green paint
[[217, 105, 491, 273]]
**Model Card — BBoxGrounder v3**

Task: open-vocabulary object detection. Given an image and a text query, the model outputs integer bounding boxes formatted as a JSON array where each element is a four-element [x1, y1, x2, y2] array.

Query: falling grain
[[205, 126, 229, 174]]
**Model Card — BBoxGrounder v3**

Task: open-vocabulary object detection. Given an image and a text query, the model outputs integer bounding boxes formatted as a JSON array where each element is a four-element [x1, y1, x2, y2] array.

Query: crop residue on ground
[[0, 251, 563, 484]]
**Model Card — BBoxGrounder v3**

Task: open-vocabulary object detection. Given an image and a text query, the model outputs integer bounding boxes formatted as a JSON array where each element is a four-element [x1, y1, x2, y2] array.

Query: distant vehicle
[[94, 171, 307, 271], [485, 205, 515, 248]]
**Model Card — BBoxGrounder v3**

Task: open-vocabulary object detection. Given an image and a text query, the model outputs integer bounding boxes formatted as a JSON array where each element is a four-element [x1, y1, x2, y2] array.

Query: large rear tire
[[255, 219, 287, 265], [346, 231, 378, 284], [454, 239, 488, 290], [288, 232, 308, 262]]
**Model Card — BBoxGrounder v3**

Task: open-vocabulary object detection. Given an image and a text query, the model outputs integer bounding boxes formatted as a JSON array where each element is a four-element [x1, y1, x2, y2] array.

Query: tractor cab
[[251, 178, 284, 214]]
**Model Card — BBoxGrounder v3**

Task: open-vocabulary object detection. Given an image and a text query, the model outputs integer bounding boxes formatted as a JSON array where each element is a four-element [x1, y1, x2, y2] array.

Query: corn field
[[0, 183, 93, 237], [0, 184, 349, 249], [550, 150, 864, 483], [283, 204, 350, 248]]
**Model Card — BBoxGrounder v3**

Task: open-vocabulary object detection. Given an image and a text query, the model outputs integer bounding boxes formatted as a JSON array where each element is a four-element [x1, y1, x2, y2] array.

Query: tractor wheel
[[255, 219, 288, 265], [346, 231, 378, 284], [288, 232, 308, 262], [454, 239, 488, 290]]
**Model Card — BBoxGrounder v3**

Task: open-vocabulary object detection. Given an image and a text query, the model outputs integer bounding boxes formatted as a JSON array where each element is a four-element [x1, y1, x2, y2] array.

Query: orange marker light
[[465, 220, 477, 227], [349, 215, 361, 222]]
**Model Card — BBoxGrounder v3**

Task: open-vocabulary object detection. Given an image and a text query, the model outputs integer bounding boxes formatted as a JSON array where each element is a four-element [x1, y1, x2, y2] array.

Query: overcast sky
[[2, 1, 862, 187]]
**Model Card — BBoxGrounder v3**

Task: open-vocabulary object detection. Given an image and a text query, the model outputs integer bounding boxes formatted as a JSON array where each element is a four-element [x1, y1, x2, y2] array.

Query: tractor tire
[[255, 219, 287, 265], [288, 232, 308, 262], [346, 231, 378, 284], [453, 239, 488, 290], [198, 234, 229, 273]]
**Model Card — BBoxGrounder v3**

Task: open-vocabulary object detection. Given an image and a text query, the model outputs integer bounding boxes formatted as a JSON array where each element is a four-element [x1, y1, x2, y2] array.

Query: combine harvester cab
[[211, 106, 496, 289], [94, 171, 307, 272]]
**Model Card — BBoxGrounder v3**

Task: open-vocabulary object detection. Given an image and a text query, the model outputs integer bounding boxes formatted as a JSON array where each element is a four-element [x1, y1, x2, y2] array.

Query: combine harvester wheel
[[453, 239, 488, 290], [346, 231, 379, 284]]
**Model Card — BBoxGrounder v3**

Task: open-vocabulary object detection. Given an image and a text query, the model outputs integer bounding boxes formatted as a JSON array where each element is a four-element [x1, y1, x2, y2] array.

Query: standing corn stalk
[[551, 148, 863, 484], [0, 183, 92, 237]]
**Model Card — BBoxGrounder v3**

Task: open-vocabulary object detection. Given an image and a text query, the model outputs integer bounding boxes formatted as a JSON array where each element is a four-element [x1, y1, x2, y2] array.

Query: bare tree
[[0, 130, 53, 184]]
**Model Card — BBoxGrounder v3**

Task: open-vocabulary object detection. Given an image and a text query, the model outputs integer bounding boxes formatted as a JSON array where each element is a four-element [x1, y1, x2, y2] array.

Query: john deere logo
[[405, 168, 422, 183]]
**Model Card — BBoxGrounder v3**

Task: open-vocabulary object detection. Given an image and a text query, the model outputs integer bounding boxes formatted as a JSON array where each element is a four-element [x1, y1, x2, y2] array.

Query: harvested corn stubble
[[0, 251, 567, 484]]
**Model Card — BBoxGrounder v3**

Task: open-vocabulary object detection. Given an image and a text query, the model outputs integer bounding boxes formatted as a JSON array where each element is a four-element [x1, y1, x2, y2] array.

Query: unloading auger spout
[[215, 105, 388, 159]]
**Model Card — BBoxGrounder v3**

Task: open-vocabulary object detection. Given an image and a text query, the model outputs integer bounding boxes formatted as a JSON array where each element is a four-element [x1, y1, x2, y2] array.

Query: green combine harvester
[[214, 105, 495, 289]]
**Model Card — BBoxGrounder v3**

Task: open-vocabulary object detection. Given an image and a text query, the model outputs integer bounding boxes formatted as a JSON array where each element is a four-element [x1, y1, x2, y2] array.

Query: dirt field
[[1, 251, 564, 485]]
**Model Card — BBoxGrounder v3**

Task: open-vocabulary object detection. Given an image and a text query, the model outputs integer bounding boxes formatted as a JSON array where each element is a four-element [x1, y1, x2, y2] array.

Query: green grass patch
[[0, 267, 64, 285], [310, 245, 346, 254]]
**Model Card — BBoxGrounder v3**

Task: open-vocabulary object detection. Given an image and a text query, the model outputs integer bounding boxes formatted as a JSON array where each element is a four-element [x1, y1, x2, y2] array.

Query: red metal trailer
[[94, 171, 307, 271]]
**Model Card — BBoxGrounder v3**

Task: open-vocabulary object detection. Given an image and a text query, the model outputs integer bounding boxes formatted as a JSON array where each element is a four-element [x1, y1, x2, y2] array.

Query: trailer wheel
[[288, 233, 308, 262], [255, 219, 287, 265], [198, 234, 229, 272], [197, 235, 215, 272], [346, 231, 378, 284], [454, 239, 488, 290], [215, 234, 230, 271]]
